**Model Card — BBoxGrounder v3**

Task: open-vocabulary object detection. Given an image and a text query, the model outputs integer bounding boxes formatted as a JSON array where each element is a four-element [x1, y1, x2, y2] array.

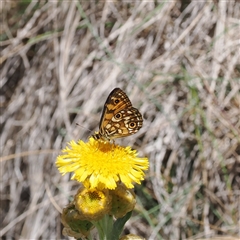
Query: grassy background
[[1, 1, 240, 239]]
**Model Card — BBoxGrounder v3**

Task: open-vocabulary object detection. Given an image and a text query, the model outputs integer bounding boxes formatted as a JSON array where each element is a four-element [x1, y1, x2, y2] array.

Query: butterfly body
[[92, 88, 143, 141]]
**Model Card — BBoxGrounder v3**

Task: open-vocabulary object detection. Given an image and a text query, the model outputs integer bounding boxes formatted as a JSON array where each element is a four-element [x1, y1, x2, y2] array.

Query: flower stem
[[93, 215, 114, 240]]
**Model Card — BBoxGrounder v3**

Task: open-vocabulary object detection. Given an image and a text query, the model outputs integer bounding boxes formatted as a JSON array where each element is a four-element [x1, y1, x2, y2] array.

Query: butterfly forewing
[[93, 88, 143, 141]]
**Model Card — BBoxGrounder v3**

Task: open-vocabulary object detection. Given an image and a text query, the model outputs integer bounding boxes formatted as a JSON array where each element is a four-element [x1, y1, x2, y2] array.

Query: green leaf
[[111, 211, 132, 240]]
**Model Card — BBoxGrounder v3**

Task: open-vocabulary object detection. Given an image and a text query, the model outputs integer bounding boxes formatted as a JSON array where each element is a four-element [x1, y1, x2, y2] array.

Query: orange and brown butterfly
[[92, 88, 143, 141]]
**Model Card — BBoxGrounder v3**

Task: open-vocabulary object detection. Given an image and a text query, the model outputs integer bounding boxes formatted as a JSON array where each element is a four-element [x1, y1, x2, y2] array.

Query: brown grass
[[1, 1, 240, 240]]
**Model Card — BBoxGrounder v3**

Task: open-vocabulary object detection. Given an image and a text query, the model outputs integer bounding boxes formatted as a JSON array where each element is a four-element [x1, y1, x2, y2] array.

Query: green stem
[[93, 215, 114, 240]]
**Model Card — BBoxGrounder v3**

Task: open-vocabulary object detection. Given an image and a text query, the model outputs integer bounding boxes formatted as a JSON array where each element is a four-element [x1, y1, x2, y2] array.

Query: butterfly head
[[92, 131, 110, 142]]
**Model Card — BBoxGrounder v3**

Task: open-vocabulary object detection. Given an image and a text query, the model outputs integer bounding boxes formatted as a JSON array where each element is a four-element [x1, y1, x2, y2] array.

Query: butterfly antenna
[[76, 123, 93, 134]]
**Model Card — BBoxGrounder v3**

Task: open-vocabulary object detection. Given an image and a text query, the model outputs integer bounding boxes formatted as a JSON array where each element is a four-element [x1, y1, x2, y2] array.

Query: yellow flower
[[120, 234, 145, 240], [56, 138, 148, 190], [74, 186, 111, 221]]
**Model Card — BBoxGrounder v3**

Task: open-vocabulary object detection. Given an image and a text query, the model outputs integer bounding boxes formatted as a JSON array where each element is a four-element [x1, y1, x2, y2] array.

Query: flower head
[[61, 202, 94, 237], [56, 137, 148, 190], [110, 183, 136, 218], [74, 186, 111, 221], [120, 234, 146, 240]]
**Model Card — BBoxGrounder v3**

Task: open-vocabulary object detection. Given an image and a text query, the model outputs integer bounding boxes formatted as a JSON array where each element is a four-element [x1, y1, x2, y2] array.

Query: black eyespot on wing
[[115, 113, 121, 119], [129, 122, 136, 128]]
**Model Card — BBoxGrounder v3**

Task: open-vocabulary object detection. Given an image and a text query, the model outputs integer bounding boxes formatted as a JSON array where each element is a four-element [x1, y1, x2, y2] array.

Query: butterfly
[[92, 88, 143, 141]]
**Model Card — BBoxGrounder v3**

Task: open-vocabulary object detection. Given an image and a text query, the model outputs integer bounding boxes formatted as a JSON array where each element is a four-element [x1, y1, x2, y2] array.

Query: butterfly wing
[[104, 106, 143, 139], [97, 88, 143, 140], [99, 88, 132, 130]]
